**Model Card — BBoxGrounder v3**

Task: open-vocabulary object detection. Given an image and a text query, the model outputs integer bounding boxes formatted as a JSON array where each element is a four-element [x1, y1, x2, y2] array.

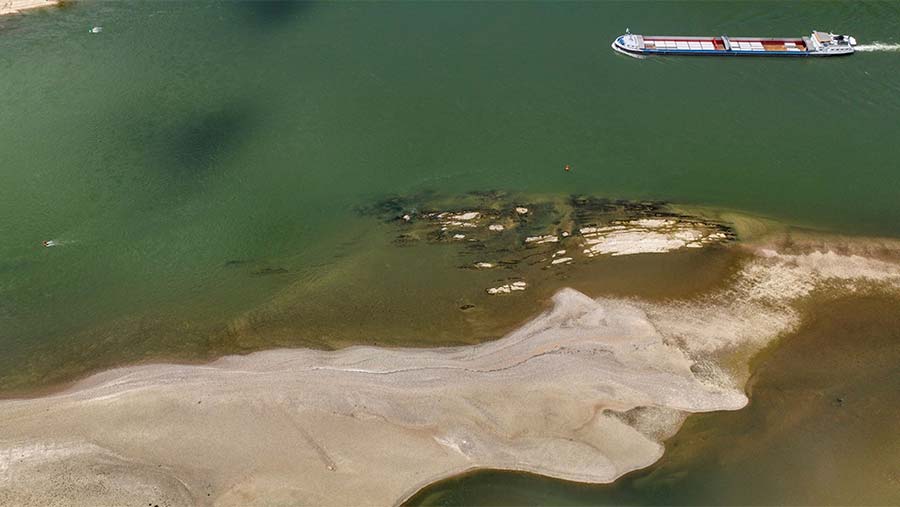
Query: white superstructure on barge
[[612, 29, 857, 57]]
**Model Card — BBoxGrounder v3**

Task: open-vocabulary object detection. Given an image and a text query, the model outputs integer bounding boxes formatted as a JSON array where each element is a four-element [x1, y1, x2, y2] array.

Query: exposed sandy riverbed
[[2, 239, 898, 506], [0, 0, 57, 16]]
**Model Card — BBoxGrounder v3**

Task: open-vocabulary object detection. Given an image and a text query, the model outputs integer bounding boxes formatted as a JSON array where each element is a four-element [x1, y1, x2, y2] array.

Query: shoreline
[[0, 195, 751, 396], [0, 289, 748, 506], [0, 245, 751, 400], [0, 0, 58, 16], [2, 0, 900, 503], [8, 192, 898, 399], [405, 293, 900, 505], [2, 236, 899, 506]]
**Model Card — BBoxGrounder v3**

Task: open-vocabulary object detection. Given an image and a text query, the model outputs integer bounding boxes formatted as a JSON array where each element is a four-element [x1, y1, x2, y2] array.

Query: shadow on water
[[115, 100, 256, 192], [406, 295, 900, 506], [91, 99, 260, 215], [169, 105, 253, 175]]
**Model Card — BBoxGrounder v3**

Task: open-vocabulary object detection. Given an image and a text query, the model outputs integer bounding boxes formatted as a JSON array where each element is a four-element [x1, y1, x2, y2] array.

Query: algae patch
[[361, 192, 736, 294]]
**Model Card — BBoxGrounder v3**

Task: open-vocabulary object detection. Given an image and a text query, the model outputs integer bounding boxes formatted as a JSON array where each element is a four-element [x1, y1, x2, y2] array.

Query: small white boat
[[612, 29, 857, 58]]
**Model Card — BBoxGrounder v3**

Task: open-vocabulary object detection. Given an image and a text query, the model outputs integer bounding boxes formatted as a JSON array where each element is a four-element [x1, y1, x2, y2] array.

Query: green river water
[[2, 1, 900, 504]]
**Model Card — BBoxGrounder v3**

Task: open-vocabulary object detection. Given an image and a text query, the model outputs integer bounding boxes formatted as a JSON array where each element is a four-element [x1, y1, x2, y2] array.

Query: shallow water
[[1, 1, 900, 504], [3, 0, 900, 391]]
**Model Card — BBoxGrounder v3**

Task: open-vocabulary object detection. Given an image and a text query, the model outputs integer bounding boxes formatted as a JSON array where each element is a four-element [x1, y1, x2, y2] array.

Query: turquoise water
[[2, 1, 900, 388]]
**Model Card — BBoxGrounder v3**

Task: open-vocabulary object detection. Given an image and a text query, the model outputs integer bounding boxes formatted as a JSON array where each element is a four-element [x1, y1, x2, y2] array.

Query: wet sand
[[0, 196, 746, 395], [407, 295, 900, 506], [0, 289, 747, 506], [2, 238, 898, 506]]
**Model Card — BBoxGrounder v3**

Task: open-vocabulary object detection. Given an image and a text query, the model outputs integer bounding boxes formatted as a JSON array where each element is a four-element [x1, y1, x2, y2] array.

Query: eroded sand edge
[[2, 241, 899, 506]]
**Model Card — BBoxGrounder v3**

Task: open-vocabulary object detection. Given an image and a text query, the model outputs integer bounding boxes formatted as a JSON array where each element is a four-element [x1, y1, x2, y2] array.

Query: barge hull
[[612, 31, 856, 57]]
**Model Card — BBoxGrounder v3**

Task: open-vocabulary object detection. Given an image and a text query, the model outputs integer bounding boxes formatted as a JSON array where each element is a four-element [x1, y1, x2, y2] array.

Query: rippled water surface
[[1, 0, 899, 453], [2, 1, 898, 384], [2, 0, 900, 504]]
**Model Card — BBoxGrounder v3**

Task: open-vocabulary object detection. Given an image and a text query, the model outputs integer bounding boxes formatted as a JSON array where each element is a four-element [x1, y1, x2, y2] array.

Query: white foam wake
[[855, 42, 900, 52], [611, 42, 650, 59]]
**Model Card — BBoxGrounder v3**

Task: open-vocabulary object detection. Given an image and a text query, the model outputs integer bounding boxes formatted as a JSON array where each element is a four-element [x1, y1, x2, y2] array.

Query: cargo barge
[[612, 30, 856, 57]]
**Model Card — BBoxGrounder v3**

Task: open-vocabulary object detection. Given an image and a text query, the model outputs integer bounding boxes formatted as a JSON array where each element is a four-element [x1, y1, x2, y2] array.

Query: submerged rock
[[366, 192, 735, 295], [450, 211, 480, 221], [252, 267, 289, 276], [580, 218, 729, 257], [525, 235, 559, 245], [487, 280, 527, 295]]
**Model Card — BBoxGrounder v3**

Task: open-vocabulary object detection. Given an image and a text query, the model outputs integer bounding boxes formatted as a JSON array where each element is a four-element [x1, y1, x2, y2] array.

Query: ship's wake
[[855, 42, 900, 52], [611, 42, 649, 59]]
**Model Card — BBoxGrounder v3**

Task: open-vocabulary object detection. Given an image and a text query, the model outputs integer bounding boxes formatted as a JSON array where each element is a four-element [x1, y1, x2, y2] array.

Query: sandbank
[[0, 0, 57, 16], [2, 243, 899, 506]]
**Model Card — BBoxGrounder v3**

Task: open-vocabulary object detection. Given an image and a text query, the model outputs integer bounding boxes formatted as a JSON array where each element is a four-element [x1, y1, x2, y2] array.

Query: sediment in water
[[0, 193, 744, 394], [2, 224, 899, 506]]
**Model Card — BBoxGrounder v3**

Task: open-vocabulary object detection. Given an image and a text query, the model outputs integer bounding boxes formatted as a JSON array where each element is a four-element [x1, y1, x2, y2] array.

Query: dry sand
[[2, 246, 899, 506], [0, 0, 57, 16]]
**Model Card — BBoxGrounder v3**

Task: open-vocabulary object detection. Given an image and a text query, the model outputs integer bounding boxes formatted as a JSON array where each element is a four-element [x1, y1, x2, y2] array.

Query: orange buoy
[[564, 164, 571, 172]]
